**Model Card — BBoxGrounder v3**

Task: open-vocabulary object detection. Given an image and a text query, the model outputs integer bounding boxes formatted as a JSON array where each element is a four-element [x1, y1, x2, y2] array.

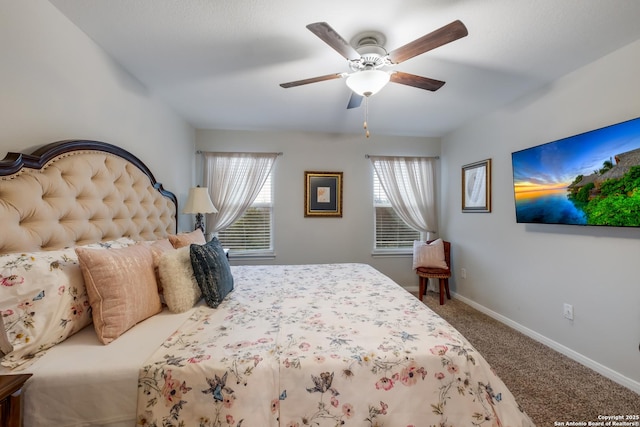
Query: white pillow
[[157, 247, 201, 313], [412, 239, 448, 270]]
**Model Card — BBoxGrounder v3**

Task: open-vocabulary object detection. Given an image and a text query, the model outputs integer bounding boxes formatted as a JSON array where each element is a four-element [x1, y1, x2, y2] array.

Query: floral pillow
[[0, 237, 136, 370]]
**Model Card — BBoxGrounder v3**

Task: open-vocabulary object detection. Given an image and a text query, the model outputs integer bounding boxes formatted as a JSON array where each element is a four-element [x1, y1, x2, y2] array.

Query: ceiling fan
[[280, 20, 469, 109]]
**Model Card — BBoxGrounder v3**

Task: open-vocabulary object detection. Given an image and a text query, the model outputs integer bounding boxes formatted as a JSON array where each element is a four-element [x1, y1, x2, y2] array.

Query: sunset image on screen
[[511, 117, 640, 226]]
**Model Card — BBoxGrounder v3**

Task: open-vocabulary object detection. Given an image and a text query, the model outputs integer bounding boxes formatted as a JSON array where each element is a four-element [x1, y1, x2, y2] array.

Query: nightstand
[[0, 374, 32, 427]]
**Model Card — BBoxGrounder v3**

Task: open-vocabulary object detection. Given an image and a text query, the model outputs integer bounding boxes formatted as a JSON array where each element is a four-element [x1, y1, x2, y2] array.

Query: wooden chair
[[416, 240, 451, 305]]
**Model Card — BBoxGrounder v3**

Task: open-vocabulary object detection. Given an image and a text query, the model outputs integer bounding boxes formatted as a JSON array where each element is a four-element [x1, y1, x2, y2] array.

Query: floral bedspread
[[137, 263, 534, 427]]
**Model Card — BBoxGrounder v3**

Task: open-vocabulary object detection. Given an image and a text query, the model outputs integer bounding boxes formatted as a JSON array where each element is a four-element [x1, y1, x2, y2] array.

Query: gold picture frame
[[304, 171, 343, 217], [462, 159, 491, 212]]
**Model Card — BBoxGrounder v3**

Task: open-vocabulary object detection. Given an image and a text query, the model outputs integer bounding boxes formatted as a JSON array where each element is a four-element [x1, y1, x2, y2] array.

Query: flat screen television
[[511, 116, 640, 227]]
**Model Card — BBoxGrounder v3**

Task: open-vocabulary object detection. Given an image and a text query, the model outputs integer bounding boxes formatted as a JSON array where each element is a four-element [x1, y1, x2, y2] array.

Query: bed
[[0, 140, 534, 426]]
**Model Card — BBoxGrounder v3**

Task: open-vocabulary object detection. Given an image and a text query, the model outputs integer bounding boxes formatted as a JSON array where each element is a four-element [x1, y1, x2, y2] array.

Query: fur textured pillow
[[157, 247, 201, 313], [412, 239, 448, 270]]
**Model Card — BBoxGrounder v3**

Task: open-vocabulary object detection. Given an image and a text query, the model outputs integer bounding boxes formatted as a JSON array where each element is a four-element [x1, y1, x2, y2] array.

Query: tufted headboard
[[0, 140, 177, 254]]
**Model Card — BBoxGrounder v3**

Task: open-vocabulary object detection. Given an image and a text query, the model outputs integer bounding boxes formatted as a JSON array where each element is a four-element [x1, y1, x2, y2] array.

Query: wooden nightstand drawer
[[0, 374, 32, 427]]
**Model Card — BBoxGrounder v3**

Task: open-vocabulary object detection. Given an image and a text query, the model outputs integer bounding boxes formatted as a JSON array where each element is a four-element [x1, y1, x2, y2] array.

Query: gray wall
[[196, 129, 441, 288], [442, 39, 640, 392], [0, 0, 195, 232]]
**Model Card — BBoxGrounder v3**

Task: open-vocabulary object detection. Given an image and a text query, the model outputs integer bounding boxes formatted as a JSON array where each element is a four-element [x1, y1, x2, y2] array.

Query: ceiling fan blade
[[347, 93, 363, 109], [280, 73, 344, 88], [390, 72, 445, 91], [388, 20, 468, 64], [306, 22, 361, 61]]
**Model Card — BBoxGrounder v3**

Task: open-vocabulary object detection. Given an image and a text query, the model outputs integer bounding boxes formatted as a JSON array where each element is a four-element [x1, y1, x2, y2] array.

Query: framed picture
[[462, 159, 491, 212], [304, 171, 343, 217]]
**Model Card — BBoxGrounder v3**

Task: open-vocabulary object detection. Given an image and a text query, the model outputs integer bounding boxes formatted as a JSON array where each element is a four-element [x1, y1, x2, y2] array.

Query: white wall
[[0, 0, 195, 231], [196, 129, 441, 288], [442, 39, 640, 392]]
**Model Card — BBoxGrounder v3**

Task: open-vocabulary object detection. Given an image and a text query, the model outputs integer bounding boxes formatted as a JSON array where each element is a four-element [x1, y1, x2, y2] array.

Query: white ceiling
[[49, 0, 640, 137]]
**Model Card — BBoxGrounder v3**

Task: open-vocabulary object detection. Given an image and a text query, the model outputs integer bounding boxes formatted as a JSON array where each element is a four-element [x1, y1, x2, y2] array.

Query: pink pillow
[[144, 238, 174, 296], [75, 244, 162, 344], [168, 229, 206, 248], [148, 238, 174, 258]]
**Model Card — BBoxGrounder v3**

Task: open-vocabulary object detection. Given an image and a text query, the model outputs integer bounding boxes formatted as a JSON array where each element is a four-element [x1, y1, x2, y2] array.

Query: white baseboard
[[452, 293, 640, 395]]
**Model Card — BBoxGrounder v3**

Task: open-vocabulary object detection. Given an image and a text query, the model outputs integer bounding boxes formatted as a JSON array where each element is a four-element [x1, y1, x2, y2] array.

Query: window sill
[[371, 249, 412, 258], [228, 250, 276, 261]]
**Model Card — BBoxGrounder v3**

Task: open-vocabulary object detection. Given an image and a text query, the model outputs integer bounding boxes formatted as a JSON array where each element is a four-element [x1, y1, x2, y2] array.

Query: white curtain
[[202, 152, 278, 234], [370, 155, 438, 236]]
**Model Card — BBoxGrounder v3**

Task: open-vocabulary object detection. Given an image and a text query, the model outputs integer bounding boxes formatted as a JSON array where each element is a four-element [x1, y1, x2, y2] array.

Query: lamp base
[[194, 213, 205, 233]]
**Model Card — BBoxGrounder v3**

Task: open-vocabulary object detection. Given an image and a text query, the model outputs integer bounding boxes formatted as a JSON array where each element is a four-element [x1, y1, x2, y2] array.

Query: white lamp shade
[[346, 70, 390, 96], [182, 187, 217, 214]]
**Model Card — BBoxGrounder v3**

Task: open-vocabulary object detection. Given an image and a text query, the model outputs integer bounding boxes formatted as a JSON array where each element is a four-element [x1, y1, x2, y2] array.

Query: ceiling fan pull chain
[[364, 96, 370, 138]]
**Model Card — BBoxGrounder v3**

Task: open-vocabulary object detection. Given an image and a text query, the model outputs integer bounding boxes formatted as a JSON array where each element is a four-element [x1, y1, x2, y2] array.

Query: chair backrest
[[427, 239, 451, 269]]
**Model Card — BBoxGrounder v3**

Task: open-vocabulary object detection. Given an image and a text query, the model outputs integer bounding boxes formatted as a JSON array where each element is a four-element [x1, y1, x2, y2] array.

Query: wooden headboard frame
[[0, 140, 177, 254]]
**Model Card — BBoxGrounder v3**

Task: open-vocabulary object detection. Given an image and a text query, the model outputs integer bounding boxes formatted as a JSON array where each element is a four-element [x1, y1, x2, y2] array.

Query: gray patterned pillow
[[189, 238, 233, 308]]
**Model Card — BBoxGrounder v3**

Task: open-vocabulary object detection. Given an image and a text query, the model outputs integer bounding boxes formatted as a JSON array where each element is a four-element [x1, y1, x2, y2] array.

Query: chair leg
[[418, 277, 426, 300], [438, 278, 452, 304]]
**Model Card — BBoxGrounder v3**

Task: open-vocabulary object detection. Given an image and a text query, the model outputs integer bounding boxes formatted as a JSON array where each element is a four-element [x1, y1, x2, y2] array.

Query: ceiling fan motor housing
[[350, 32, 390, 71]]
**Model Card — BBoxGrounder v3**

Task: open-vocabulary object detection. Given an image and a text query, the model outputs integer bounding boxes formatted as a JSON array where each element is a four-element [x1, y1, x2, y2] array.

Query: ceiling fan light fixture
[[346, 70, 390, 97]]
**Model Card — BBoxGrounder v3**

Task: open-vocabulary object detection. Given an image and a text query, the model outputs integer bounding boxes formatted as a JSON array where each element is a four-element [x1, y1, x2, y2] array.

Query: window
[[217, 173, 273, 254], [373, 172, 421, 250], [203, 151, 278, 257]]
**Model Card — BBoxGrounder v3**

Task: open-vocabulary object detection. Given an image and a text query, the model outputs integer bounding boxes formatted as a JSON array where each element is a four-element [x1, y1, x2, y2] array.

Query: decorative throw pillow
[[168, 229, 206, 249], [144, 238, 174, 297], [0, 237, 137, 369], [157, 247, 201, 313], [0, 248, 92, 369], [412, 239, 448, 270], [148, 238, 174, 262], [190, 237, 233, 308], [75, 244, 162, 344]]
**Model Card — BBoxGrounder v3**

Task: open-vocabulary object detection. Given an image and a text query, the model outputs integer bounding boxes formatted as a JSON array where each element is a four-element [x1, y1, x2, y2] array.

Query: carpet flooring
[[419, 291, 640, 426]]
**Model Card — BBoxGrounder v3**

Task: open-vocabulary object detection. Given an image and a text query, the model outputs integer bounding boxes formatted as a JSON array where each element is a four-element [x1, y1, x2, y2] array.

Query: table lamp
[[182, 186, 217, 233]]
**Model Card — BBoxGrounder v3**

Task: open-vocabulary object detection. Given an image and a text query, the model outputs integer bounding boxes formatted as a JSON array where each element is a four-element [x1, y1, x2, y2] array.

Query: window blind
[[217, 174, 272, 252], [373, 173, 420, 249]]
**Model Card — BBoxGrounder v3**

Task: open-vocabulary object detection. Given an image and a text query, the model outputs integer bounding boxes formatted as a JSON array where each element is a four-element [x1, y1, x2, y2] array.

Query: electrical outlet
[[460, 268, 467, 279], [563, 303, 574, 320]]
